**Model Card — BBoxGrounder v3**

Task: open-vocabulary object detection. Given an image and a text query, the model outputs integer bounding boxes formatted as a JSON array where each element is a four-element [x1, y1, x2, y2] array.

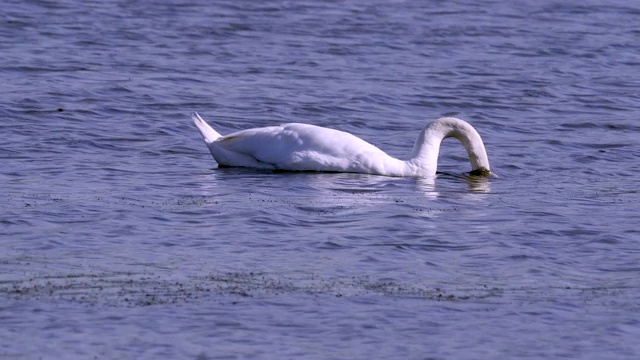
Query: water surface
[[1, 0, 639, 359]]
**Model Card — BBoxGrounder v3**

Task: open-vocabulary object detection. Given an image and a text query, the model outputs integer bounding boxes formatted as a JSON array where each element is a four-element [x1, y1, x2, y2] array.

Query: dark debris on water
[[2, 272, 634, 309], [0, 271, 507, 307]]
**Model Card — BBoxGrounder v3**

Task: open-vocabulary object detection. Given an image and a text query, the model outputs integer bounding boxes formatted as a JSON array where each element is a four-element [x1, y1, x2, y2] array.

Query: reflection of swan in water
[[193, 112, 491, 178], [415, 175, 490, 200]]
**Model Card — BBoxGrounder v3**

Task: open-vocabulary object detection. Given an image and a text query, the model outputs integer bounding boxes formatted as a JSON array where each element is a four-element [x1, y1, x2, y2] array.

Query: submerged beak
[[468, 168, 494, 177]]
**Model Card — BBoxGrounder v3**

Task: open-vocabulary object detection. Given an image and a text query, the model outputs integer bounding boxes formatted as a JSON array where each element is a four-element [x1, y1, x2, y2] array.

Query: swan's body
[[192, 112, 490, 178]]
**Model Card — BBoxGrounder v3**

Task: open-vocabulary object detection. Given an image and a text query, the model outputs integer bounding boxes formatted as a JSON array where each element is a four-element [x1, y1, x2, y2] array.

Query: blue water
[[2, 0, 640, 359]]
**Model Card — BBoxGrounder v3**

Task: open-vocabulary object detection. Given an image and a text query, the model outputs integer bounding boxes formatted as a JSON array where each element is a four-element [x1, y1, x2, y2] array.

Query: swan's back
[[214, 123, 395, 172]]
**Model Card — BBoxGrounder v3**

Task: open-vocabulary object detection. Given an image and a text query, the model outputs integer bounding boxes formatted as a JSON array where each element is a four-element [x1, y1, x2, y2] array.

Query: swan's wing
[[213, 123, 390, 171]]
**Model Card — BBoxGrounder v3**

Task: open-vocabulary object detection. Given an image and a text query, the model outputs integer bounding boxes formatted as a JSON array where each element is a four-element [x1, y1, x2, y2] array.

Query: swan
[[192, 112, 491, 178]]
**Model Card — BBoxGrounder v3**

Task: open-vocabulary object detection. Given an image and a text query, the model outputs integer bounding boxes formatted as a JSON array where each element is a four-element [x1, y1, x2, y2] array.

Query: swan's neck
[[407, 117, 490, 177]]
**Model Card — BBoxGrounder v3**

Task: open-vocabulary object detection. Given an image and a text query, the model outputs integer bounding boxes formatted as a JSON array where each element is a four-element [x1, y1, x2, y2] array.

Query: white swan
[[192, 112, 490, 178]]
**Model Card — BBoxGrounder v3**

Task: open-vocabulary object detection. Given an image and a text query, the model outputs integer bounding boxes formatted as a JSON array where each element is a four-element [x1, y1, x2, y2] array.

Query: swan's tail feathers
[[192, 112, 222, 143]]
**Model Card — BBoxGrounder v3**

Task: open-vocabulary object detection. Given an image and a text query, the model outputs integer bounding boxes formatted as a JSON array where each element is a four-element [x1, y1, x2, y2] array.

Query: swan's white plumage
[[192, 112, 490, 178]]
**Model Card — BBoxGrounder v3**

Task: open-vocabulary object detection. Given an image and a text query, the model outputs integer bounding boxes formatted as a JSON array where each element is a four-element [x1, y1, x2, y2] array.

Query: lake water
[[2, 0, 640, 358]]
